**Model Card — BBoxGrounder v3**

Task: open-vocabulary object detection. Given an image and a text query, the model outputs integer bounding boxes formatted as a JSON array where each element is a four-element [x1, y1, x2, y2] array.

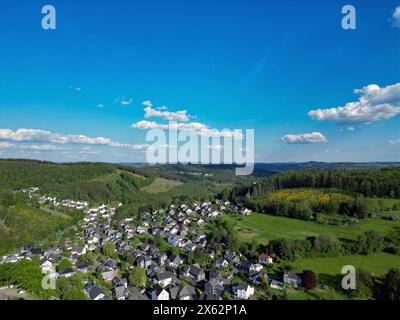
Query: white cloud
[[281, 132, 328, 144], [0, 128, 148, 151], [115, 96, 133, 106], [347, 126, 355, 131], [142, 100, 153, 107], [132, 102, 243, 139], [120, 99, 133, 106], [392, 6, 400, 27], [0, 142, 15, 149], [389, 139, 400, 145], [144, 106, 190, 122], [23, 144, 57, 151], [0, 142, 57, 151], [131, 120, 242, 139], [308, 83, 400, 124], [97, 104, 104, 108]]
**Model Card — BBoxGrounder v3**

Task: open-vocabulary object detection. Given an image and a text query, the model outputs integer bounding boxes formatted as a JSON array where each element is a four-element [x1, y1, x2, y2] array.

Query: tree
[[123, 251, 135, 266], [349, 269, 374, 299], [207, 218, 239, 252], [357, 230, 384, 255], [57, 258, 73, 272], [380, 268, 400, 300], [129, 267, 147, 288], [222, 291, 232, 300], [62, 287, 88, 300], [102, 242, 116, 258], [261, 274, 269, 291], [301, 270, 318, 289]]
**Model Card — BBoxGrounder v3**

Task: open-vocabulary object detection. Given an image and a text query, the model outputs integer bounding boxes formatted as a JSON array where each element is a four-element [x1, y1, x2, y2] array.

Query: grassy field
[[290, 252, 400, 277], [224, 212, 400, 243], [141, 177, 183, 193], [286, 287, 344, 300]]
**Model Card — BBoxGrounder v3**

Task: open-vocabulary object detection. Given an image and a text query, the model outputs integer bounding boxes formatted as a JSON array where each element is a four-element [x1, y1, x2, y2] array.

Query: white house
[[234, 284, 254, 300], [154, 272, 172, 288], [258, 254, 273, 265], [152, 285, 169, 300], [40, 260, 55, 274]]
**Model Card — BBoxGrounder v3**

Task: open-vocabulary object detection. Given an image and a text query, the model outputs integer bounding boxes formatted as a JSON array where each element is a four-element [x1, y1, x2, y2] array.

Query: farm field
[[224, 211, 400, 243]]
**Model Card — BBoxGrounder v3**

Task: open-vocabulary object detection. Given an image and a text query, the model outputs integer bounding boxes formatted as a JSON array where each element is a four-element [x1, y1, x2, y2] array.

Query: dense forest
[[232, 167, 400, 199]]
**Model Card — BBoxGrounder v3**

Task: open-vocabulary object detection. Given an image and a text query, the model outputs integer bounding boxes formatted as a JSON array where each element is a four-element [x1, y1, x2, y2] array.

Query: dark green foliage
[[348, 269, 374, 299], [234, 167, 400, 199], [379, 268, 400, 300], [267, 234, 342, 261], [207, 218, 239, 253], [356, 230, 385, 255]]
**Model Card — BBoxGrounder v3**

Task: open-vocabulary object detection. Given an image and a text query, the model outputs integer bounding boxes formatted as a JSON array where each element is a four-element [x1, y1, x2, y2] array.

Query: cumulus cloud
[[131, 120, 242, 139], [308, 83, 400, 125], [391, 6, 400, 27], [281, 132, 328, 144], [132, 102, 243, 139], [0, 128, 148, 151], [142, 100, 153, 107], [144, 106, 190, 122]]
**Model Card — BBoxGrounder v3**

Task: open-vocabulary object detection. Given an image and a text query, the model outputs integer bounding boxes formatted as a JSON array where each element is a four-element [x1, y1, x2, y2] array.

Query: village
[[1, 187, 304, 301]]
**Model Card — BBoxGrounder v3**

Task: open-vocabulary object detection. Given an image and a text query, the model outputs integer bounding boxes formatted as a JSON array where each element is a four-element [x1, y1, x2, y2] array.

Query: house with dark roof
[[179, 284, 197, 300], [154, 271, 173, 288], [184, 265, 205, 282], [283, 271, 302, 288], [113, 286, 127, 300], [85, 284, 105, 300], [151, 284, 169, 300]]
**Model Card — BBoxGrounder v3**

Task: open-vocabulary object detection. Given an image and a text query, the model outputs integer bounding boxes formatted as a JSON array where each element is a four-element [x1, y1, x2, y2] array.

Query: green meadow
[[224, 212, 400, 243]]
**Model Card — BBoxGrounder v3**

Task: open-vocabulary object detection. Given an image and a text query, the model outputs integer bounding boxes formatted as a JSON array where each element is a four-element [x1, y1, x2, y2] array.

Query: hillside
[[0, 159, 256, 253]]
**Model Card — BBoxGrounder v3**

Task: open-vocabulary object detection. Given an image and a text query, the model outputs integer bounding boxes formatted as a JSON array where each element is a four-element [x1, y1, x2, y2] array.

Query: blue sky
[[0, 0, 399, 163]]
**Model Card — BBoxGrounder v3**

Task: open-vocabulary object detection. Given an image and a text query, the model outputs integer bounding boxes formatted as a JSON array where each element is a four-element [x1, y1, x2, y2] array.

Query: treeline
[[231, 167, 400, 199], [265, 228, 400, 262], [246, 195, 374, 220]]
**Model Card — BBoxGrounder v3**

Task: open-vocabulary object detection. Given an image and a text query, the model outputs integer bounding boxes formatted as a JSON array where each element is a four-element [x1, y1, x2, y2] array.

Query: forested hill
[[231, 167, 400, 199], [0, 159, 242, 254], [0, 159, 251, 206], [0, 159, 149, 204]]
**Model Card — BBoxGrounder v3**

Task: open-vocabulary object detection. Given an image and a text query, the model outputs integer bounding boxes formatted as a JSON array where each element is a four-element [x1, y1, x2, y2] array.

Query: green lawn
[[224, 212, 400, 243]]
